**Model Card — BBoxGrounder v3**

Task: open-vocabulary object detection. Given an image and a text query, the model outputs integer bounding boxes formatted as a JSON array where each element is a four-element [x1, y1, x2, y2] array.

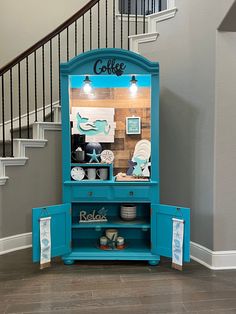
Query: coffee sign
[[93, 59, 126, 76]]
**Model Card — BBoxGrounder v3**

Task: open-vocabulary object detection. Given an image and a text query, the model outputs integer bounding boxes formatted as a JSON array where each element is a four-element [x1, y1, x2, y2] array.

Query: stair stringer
[[0, 121, 62, 185]]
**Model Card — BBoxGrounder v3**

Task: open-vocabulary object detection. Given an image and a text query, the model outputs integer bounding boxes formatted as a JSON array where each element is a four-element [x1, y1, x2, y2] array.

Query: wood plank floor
[[0, 249, 236, 314]]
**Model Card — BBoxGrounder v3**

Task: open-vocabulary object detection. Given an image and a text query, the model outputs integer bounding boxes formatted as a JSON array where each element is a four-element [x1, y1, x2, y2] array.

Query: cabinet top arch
[[60, 48, 159, 76]]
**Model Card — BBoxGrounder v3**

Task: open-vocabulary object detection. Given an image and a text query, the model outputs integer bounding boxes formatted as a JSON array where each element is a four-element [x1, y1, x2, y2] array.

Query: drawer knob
[[129, 191, 134, 196], [88, 191, 93, 196]]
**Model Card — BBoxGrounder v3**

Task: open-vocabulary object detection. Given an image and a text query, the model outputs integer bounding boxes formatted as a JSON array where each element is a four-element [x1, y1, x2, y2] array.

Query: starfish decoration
[[86, 149, 101, 163]]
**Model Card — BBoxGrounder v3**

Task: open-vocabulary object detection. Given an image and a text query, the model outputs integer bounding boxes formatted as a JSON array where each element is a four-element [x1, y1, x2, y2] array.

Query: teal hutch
[[32, 48, 190, 266]]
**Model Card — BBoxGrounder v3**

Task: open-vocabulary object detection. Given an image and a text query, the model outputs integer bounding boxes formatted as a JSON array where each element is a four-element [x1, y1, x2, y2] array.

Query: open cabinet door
[[152, 204, 190, 262], [32, 203, 71, 262]]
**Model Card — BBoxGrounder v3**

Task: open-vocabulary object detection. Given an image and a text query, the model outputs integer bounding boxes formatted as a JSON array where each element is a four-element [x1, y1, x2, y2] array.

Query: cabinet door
[[152, 204, 190, 262], [32, 203, 71, 262]]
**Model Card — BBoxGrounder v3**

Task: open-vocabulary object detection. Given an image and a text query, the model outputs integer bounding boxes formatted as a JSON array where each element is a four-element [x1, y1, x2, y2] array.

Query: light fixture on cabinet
[[83, 76, 92, 94], [130, 75, 138, 94]]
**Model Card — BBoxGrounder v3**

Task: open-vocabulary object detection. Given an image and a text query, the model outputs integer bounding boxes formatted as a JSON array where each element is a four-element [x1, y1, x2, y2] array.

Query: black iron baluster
[[74, 20, 77, 56], [105, 0, 108, 48], [141, 0, 143, 15], [1, 75, 5, 157], [121, 0, 123, 48], [128, 0, 130, 49], [26, 56, 30, 138], [159, 0, 162, 11], [90, 9, 92, 50], [18, 63, 22, 138], [98, 1, 100, 49], [10, 68, 13, 156], [152, 0, 154, 13], [143, 0, 146, 33], [135, 0, 138, 35], [34, 51, 38, 122], [113, 0, 116, 48], [82, 15, 85, 52], [50, 39, 53, 122], [67, 26, 69, 61], [58, 34, 61, 106], [154, 0, 156, 13], [42, 45, 46, 122]]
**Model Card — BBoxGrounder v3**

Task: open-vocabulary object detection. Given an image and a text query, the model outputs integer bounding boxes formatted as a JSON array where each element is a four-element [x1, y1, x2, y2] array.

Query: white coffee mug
[[97, 168, 108, 180], [86, 168, 96, 180]]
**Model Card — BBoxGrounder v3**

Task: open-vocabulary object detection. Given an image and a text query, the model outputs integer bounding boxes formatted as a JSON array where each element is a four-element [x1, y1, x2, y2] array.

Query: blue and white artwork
[[40, 217, 51, 268], [172, 218, 184, 269], [71, 107, 116, 143]]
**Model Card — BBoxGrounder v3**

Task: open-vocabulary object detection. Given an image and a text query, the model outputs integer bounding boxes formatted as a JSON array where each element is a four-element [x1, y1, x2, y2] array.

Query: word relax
[[79, 210, 108, 223]]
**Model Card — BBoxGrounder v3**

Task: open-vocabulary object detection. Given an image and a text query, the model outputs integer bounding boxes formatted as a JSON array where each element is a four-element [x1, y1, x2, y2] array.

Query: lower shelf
[[62, 239, 160, 261]]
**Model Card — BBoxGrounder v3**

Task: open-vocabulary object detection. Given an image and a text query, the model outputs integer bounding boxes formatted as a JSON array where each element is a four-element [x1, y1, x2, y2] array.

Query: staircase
[[0, 0, 177, 185]]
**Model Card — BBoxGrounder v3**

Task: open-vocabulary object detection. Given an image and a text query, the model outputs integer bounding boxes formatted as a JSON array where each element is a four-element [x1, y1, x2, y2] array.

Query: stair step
[[13, 139, 48, 157]]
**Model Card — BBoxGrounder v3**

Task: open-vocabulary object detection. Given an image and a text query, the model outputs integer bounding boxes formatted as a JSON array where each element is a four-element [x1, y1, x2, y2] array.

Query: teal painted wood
[[60, 48, 159, 76], [32, 204, 71, 262], [151, 204, 190, 262]]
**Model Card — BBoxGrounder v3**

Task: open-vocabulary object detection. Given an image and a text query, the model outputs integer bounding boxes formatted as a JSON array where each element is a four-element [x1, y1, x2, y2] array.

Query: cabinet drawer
[[72, 186, 111, 201], [113, 187, 151, 201]]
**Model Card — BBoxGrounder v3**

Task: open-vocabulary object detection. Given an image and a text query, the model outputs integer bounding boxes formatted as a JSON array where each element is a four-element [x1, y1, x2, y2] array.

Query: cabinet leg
[[148, 260, 159, 266], [63, 260, 75, 265]]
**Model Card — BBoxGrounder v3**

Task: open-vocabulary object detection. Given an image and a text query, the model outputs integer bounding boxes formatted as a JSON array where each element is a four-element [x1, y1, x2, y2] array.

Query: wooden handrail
[[0, 0, 99, 76]]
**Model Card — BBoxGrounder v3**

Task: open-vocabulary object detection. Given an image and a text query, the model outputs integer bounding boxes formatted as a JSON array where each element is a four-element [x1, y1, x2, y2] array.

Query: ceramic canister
[[120, 204, 137, 221], [100, 236, 108, 246], [105, 229, 118, 241]]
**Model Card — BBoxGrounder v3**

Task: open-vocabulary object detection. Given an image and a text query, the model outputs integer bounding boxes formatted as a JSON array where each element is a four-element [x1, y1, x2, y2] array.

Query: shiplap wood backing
[[70, 88, 151, 174]]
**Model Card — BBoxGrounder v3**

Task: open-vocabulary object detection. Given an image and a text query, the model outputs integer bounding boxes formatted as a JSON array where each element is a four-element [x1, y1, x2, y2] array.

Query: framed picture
[[126, 117, 141, 135]]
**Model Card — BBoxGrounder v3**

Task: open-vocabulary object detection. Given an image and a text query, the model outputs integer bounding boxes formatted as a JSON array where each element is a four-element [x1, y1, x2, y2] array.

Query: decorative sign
[[71, 107, 116, 143], [172, 218, 184, 271], [40, 217, 51, 269], [79, 208, 108, 223], [93, 59, 126, 76], [126, 117, 141, 135]]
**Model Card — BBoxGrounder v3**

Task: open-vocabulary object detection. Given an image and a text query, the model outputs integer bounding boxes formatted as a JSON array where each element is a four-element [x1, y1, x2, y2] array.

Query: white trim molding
[[0, 236, 236, 270], [147, 8, 178, 33], [0, 157, 28, 185], [0, 232, 32, 255], [191, 241, 236, 270], [129, 32, 159, 54]]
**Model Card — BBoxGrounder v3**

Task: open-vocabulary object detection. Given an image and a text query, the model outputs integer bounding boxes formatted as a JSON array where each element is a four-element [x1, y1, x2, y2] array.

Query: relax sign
[[79, 208, 108, 223]]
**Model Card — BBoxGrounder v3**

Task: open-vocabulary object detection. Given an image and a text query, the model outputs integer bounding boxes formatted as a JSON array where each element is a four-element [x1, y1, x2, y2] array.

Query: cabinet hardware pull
[[88, 191, 93, 196], [129, 191, 134, 196]]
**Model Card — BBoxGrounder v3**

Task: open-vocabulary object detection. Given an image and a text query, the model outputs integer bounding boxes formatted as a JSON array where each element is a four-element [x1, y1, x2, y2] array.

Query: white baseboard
[[191, 241, 236, 270], [0, 235, 236, 270], [0, 232, 32, 255]]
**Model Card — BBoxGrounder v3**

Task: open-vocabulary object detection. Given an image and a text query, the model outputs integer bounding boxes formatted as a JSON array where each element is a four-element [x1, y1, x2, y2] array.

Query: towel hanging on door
[[40, 217, 51, 269], [172, 218, 184, 271]]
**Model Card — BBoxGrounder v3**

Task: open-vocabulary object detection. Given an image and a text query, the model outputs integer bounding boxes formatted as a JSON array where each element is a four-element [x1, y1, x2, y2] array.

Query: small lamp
[[130, 75, 138, 94], [83, 76, 92, 94]]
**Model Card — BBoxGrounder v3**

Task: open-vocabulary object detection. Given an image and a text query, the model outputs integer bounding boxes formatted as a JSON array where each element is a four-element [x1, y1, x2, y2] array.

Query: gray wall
[[214, 31, 236, 251], [0, 0, 88, 67], [139, 0, 234, 250], [0, 131, 62, 238]]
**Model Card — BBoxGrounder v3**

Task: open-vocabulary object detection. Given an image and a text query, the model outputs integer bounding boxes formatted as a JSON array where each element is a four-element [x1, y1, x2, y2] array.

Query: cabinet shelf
[[72, 219, 150, 229], [70, 239, 151, 256]]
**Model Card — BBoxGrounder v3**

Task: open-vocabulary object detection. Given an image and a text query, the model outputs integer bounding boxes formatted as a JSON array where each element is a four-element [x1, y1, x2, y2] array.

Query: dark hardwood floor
[[0, 249, 236, 313]]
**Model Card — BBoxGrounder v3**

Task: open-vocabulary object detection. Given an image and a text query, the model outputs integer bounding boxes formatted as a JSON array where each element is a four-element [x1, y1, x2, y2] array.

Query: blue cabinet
[[32, 48, 190, 266]]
